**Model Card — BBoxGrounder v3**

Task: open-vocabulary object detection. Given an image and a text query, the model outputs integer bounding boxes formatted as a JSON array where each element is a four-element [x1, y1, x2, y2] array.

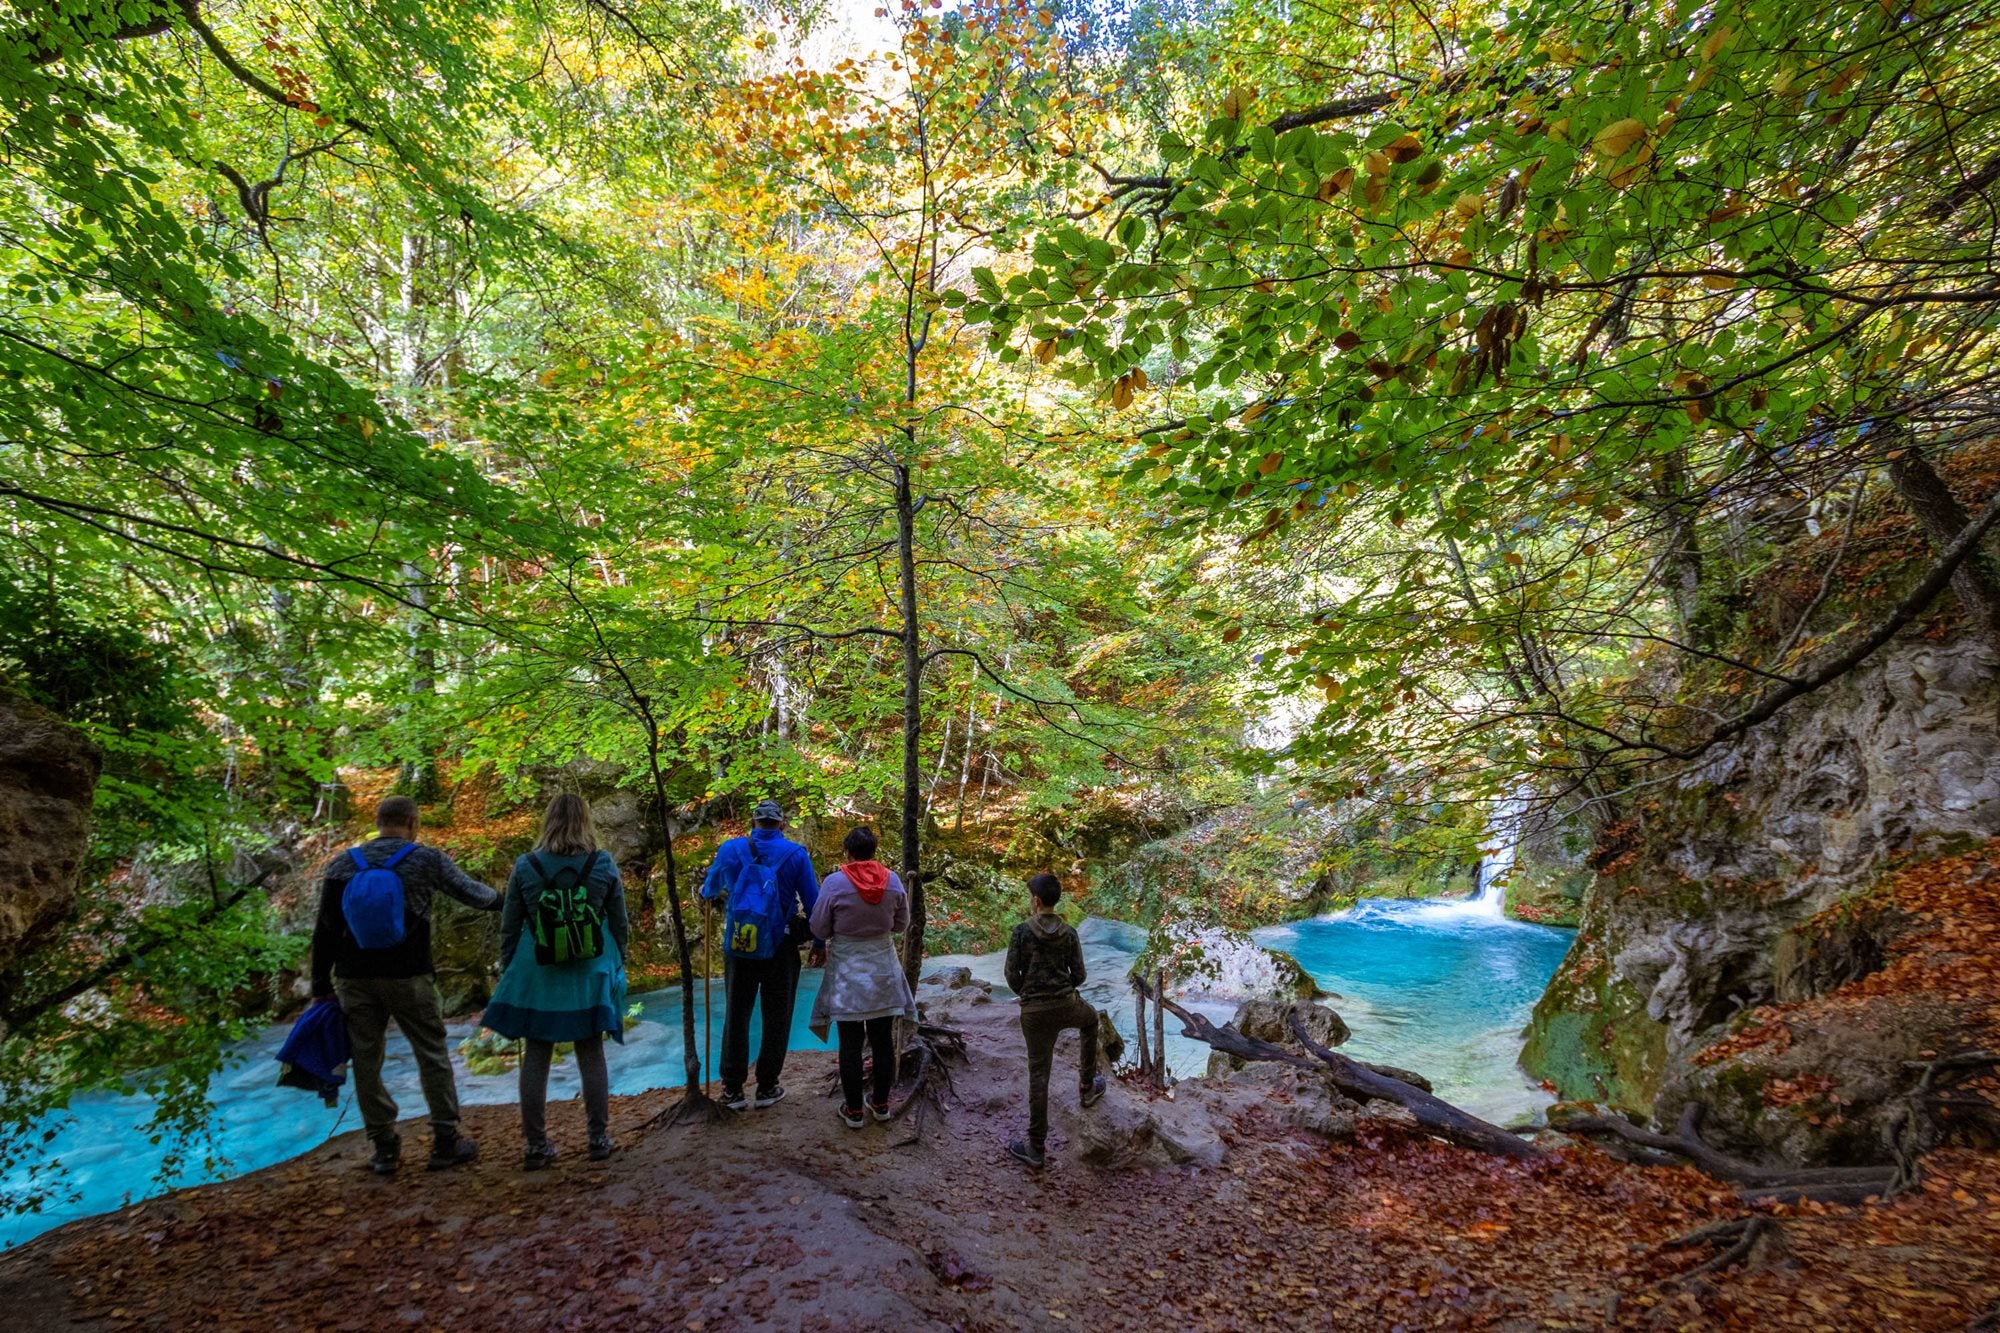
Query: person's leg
[[718, 954, 758, 1097], [753, 947, 801, 1095], [836, 1020, 866, 1111], [573, 1036, 610, 1144], [866, 1015, 897, 1109], [335, 979, 398, 1153], [385, 975, 461, 1141], [520, 1038, 554, 1147], [1020, 1006, 1061, 1150], [1068, 995, 1101, 1090]]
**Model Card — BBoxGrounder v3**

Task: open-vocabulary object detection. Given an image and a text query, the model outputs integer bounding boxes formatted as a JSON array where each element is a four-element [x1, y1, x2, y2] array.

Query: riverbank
[[5, 988, 1996, 1331]]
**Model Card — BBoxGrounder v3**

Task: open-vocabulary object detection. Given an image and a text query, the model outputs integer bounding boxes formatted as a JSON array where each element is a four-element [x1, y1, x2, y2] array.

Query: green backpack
[[526, 850, 607, 966]]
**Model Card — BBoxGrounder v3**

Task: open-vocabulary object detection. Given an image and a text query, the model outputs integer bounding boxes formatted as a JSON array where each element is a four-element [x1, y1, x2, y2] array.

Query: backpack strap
[[382, 842, 418, 870], [347, 848, 368, 872], [526, 852, 550, 885]]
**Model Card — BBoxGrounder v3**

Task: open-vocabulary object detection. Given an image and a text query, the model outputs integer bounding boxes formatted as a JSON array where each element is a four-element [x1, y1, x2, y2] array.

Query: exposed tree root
[[1136, 977, 1542, 1159], [648, 1084, 730, 1130], [1609, 1216, 1784, 1324], [1564, 1103, 1895, 1203]]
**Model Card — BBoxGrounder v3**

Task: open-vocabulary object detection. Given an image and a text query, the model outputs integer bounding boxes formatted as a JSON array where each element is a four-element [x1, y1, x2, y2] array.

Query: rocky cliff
[[0, 691, 101, 996], [1522, 628, 2000, 1144]]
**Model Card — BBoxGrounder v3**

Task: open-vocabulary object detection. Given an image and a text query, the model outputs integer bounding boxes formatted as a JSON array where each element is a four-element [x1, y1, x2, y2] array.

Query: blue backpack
[[723, 837, 787, 960], [342, 843, 417, 949]]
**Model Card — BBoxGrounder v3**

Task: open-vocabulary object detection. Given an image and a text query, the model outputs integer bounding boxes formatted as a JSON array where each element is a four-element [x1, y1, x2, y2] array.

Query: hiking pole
[[702, 909, 713, 1092]]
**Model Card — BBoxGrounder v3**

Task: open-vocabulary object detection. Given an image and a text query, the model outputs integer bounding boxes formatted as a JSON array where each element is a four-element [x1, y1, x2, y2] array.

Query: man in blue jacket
[[699, 799, 822, 1110]]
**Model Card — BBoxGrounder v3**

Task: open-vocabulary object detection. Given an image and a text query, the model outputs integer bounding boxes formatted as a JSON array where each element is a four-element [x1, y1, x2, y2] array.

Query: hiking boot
[[1080, 1075, 1107, 1109], [719, 1087, 750, 1112], [427, 1132, 479, 1171], [1007, 1138, 1046, 1170], [367, 1135, 402, 1176], [587, 1135, 616, 1162], [838, 1106, 867, 1130], [523, 1139, 558, 1172], [870, 1100, 893, 1123], [753, 1084, 786, 1109]]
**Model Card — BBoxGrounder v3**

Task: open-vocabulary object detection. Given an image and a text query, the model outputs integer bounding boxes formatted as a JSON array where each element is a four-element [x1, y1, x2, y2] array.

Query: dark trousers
[[837, 1016, 897, 1112], [1021, 992, 1100, 1149], [520, 1036, 608, 1147], [720, 945, 802, 1094]]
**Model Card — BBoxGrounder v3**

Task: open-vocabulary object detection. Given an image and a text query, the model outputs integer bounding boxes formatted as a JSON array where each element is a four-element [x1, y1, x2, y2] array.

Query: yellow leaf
[[1700, 272, 1737, 290], [1503, 551, 1523, 566], [359, 419, 375, 439], [1386, 132, 1423, 163], [1241, 401, 1268, 423], [1591, 117, 1647, 159], [1132, 367, 1149, 391], [1701, 24, 1732, 62], [1258, 450, 1282, 474], [1034, 338, 1056, 364], [1453, 192, 1485, 218]]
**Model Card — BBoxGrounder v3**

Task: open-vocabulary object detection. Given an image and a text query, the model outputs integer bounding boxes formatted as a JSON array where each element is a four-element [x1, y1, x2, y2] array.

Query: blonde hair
[[536, 793, 600, 857]]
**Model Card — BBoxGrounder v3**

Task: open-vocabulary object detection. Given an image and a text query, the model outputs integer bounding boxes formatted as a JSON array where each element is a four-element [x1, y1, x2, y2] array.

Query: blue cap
[[752, 799, 787, 824]]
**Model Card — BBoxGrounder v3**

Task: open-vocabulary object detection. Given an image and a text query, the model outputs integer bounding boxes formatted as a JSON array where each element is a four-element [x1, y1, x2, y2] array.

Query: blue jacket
[[700, 828, 822, 945], [275, 997, 350, 1106]]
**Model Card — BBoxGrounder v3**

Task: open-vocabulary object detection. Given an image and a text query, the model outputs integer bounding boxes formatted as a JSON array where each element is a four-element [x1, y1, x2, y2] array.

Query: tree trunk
[[897, 457, 927, 991], [396, 560, 440, 801], [1889, 443, 2000, 646]]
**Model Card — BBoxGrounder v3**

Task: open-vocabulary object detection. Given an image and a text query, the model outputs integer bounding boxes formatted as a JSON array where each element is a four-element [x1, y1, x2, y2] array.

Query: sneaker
[[523, 1140, 558, 1172], [1080, 1075, 1107, 1108], [427, 1132, 479, 1171], [753, 1085, 786, 1109], [870, 1100, 893, 1122], [367, 1136, 402, 1176], [1007, 1138, 1046, 1170], [719, 1087, 750, 1112], [839, 1106, 866, 1130], [588, 1135, 616, 1162]]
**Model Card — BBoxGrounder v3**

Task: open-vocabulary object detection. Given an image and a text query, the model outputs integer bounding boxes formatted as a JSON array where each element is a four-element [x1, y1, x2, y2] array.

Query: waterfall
[[1470, 791, 1527, 918]]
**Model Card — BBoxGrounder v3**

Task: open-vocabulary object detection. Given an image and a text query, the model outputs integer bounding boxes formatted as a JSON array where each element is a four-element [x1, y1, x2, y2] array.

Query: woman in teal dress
[[482, 794, 629, 1170]]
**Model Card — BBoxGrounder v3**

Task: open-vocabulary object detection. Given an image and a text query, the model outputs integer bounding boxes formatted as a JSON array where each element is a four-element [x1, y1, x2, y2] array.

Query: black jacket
[[1004, 912, 1087, 1011], [311, 837, 500, 995]]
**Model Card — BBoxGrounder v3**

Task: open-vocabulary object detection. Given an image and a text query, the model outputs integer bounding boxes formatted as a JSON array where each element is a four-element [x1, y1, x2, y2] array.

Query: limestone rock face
[[1523, 630, 2000, 1137], [0, 691, 101, 977], [534, 759, 660, 871]]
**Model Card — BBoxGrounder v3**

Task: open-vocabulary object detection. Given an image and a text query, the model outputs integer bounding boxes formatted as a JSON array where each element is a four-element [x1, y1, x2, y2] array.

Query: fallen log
[[1137, 978, 1542, 1160]]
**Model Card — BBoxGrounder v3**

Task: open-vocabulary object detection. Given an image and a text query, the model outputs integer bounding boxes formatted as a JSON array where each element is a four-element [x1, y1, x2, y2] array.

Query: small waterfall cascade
[[1470, 791, 1528, 919]]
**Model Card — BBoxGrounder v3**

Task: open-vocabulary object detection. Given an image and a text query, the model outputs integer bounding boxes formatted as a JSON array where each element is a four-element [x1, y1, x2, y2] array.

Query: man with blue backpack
[[699, 799, 823, 1111], [311, 795, 501, 1175]]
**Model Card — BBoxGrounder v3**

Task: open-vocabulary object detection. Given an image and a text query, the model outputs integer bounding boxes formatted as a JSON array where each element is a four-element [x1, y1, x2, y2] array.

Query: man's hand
[[808, 944, 827, 968]]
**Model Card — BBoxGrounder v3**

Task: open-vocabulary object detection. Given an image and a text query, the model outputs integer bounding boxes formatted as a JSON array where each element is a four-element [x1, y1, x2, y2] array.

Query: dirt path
[[5, 990, 1998, 1331]]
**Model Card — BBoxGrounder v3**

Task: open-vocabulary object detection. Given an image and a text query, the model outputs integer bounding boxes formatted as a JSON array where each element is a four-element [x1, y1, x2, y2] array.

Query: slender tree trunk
[[1889, 442, 2000, 646], [396, 560, 440, 801], [897, 456, 927, 991]]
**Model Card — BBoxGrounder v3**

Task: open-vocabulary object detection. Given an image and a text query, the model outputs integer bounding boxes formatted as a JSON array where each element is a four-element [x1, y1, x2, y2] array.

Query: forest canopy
[[3, 0, 1997, 1213]]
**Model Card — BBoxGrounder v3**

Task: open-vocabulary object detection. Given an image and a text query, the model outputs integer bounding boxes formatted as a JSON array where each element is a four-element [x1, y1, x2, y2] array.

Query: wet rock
[[0, 691, 101, 983], [922, 966, 974, 989]]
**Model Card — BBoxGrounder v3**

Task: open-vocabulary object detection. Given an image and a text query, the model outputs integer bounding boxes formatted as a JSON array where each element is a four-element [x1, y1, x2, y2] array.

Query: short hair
[[537, 792, 599, 857], [843, 826, 878, 861], [376, 795, 420, 831], [1027, 873, 1061, 908]]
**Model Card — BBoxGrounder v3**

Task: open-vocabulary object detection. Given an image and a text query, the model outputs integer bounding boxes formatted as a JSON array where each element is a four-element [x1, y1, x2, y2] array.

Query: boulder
[[1234, 997, 1350, 1049], [0, 691, 101, 980], [1058, 1081, 1227, 1169], [922, 966, 975, 989]]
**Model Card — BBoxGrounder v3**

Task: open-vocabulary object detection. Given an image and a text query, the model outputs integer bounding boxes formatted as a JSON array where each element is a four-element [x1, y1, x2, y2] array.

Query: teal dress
[[482, 851, 630, 1044]]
